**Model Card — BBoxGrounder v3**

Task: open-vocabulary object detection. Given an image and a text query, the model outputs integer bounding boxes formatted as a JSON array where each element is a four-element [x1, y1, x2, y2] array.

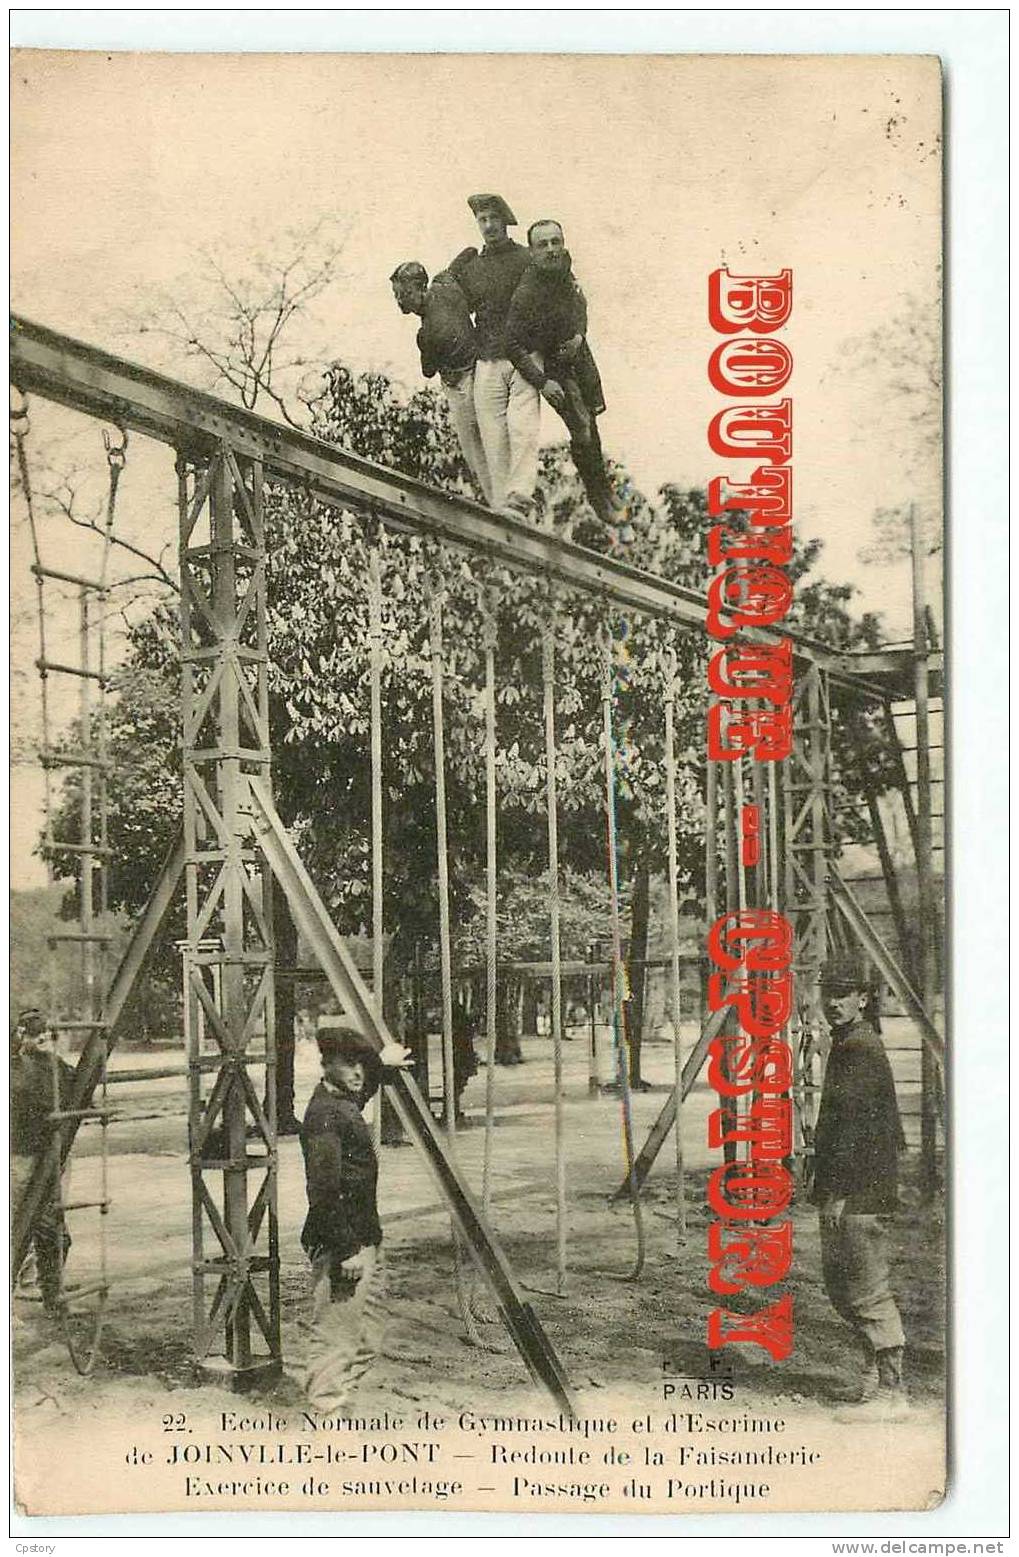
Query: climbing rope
[[541, 608, 568, 1296], [478, 583, 499, 1218], [599, 627, 645, 1281], [661, 643, 687, 1247], [9, 393, 124, 1373], [368, 538, 385, 1150], [427, 571, 495, 1349]]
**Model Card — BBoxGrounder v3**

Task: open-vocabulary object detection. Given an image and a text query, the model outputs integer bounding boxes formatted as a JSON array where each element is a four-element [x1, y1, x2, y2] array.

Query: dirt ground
[[13, 1027, 947, 1516]]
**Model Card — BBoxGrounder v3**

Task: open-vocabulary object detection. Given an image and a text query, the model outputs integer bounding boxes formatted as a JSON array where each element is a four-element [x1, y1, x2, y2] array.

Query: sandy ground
[[12, 1027, 946, 1517]]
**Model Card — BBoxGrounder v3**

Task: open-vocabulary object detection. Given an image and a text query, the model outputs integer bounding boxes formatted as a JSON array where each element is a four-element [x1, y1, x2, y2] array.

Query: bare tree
[[128, 217, 349, 428]]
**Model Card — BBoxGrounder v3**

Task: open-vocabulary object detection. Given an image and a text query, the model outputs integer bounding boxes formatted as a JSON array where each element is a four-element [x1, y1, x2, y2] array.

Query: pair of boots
[[837, 1342, 909, 1421]]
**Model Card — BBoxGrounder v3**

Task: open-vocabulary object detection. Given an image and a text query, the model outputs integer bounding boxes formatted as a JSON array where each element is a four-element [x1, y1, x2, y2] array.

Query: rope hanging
[[662, 642, 687, 1246], [599, 628, 645, 1280], [479, 585, 499, 1217], [540, 610, 568, 1296], [427, 572, 492, 1348], [368, 540, 385, 1150]]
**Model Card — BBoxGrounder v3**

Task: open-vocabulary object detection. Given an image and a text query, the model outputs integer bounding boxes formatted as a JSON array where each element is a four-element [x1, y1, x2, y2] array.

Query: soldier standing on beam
[[446, 194, 539, 519]]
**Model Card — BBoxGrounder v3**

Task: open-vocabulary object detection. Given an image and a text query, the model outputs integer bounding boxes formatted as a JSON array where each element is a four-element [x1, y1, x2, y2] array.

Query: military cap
[[819, 953, 873, 993], [315, 1017, 378, 1062], [467, 193, 518, 225], [389, 260, 429, 287]]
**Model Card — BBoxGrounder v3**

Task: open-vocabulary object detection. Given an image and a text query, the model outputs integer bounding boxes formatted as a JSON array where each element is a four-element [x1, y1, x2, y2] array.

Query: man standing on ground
[[390, 260, 493, 505], [11, 1008, 73, 1316], [813, 956, 910, 1420], [446, 194, 538, 517], [505, 218, 628, 536], [295, 1018, 412, 1416]]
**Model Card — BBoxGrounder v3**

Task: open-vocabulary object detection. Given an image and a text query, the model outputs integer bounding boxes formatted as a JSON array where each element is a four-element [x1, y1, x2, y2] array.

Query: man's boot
[[831, 1338, 879, 1403], [836, 1345, 909, 1421]]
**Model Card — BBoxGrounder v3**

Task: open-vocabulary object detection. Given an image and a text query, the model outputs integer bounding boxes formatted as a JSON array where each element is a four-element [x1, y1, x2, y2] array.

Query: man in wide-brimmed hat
[[813, 954, 910, 1420], [445, 194, 539, 518], [294, 1018, 412, 1415]]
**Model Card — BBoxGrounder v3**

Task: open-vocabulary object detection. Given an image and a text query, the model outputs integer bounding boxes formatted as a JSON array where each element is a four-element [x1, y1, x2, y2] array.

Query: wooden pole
[[910, 503, 939, 1196]]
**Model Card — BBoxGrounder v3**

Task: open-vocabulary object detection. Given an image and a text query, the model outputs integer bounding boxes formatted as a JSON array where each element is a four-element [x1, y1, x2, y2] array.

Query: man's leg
[[473, 360, 512, 510], [443, 370, 493, 505], [297, 1246, 386, 1417], [505, 367, 541, 514], [832, 1214, 908, 1418]]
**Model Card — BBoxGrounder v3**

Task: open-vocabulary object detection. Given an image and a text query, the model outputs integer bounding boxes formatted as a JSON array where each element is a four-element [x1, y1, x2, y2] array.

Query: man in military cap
[[390, 260, 493, 505], [11, 1008, 73, 1315], [445, 194, 539, 517], [505, 218, 629, 536], [294, 1018, 412, 1415], [813, 955, 909, 1419]]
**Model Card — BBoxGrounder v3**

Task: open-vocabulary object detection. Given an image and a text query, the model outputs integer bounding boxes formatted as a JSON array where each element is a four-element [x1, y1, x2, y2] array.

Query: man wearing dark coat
[[390, 259, 493, 505], [295, 1020, 412, 1415], [813, 955, 909, 1419], [10, 1008, 73, 1315], [505, 219, 627, 533]]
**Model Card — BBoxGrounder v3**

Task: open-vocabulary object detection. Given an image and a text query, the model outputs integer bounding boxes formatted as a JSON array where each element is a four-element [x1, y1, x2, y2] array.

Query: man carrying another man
[[505, 217, 624, 531]]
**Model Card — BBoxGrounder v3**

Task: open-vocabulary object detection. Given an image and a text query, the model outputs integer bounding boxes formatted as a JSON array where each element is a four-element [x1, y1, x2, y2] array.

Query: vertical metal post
[[180, 444, 279, 1385], [481, 598, 499, 1213], [910, 503, 939, 1195]]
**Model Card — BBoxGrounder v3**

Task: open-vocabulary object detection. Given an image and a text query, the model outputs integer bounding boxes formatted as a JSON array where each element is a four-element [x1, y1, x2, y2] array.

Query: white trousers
[[473, 358, 540, 511], [295, 1244, 386, 1416], [442, 368, 492, 505]]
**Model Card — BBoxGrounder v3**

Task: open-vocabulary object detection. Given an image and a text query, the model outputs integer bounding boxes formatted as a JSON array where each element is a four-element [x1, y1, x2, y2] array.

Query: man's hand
[[818, 1197, 846, 1230], [338, 1250, 367, 1281], [378, 1041, 414, 1070], [558, 333, 583, 362], [541, 378, 568, 414]]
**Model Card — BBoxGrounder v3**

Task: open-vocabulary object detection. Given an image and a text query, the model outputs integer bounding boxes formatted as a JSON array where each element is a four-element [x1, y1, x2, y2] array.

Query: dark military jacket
[[504, 257, 607, 415], [812, 1017, 907, 1214], [446, 239, 532, 361], [11, 1045, 73, 1157], [300, 1077, 383, 1263], [416, 274, 478, 382]]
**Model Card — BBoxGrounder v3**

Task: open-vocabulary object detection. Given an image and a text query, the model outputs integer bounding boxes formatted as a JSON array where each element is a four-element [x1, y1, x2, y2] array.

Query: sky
[[9, 50, 943, 886]]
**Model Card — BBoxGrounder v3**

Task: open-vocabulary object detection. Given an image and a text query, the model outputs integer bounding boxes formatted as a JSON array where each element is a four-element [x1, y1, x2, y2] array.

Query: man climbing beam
[[505, 218, 630, 541], [446, 194, 539, 519], [390, 259, 493, 506]]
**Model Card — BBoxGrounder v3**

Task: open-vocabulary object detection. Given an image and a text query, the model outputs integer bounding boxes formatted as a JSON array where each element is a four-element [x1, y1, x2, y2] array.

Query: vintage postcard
[[10, 45, 954, 1525]]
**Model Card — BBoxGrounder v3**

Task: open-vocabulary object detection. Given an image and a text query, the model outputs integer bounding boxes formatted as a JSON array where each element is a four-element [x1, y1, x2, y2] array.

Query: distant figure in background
[[10, 1008, 72, 1315], [390, 259, 492, 505], [505, 218, 628, 537], [813, 956, 910, 1420], [295, 1019, 412, 1416], [447, 194, 538, 517]]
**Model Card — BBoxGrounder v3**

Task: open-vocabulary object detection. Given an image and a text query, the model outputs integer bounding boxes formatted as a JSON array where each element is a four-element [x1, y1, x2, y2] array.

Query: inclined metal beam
[[10, 314, 889, 699], [12, 829, 186, 1281], [610, 1004, 729, 1202], [827, 868, 945, 1068], [243, 775, 576, 1415]]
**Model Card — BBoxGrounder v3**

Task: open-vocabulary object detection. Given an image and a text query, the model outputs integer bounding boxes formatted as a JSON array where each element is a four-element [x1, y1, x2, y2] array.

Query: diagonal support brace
[[243, 776, 576, 1416]]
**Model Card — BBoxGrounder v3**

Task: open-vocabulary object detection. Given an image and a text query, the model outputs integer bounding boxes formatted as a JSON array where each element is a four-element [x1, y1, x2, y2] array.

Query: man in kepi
[[11, 1007, 73, 1316], [390, 260, 493, 505], [295, 1018, 412, 1416], [505, 218, 629, 538], [813, 955, 910, 1420], [446, 194, 538, 518]]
